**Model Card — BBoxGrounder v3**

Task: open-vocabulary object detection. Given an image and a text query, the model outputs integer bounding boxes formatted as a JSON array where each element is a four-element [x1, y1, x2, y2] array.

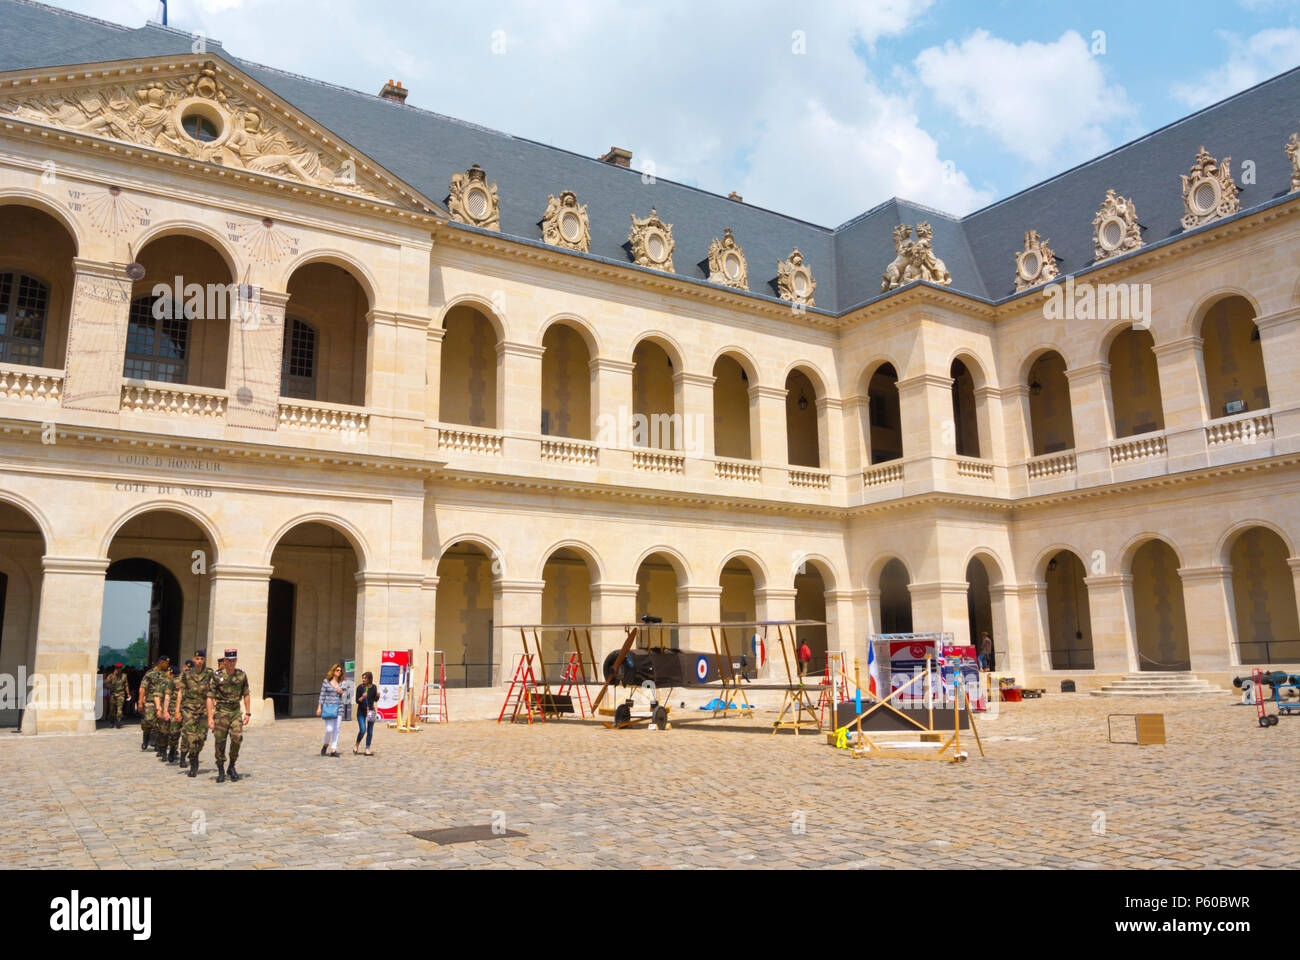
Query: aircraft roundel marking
[[696, 655, 709, 681]]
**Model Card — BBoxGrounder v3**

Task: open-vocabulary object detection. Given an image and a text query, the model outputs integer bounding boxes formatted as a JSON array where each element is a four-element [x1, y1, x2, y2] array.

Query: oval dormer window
[[181, 112, 220, 143]]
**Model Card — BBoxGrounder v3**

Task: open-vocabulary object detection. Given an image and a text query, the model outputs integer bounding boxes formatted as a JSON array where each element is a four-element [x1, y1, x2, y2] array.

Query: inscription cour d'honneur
[[115, 454, 222, 498]]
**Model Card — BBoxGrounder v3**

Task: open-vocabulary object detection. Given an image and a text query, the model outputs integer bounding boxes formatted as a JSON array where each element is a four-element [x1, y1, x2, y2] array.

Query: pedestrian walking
[[206, 648, 250, 783], [178, 650, 214, 777], [798, 639, 812, 678], [353, 671, 379, 756], [978, 631, 994, 671], [105, 663, 129, 728], [317, 663, 346, 757], [154, 664, 179, 761], [137, 656, 169, 751]]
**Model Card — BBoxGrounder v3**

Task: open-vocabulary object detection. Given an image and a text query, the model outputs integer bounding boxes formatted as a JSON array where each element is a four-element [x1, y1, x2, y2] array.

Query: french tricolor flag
[[867, 641, 877, 696]]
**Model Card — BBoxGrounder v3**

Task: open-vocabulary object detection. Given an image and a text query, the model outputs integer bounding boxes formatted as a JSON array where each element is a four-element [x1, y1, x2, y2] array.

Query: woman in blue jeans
[[354, 671, 379, 755]]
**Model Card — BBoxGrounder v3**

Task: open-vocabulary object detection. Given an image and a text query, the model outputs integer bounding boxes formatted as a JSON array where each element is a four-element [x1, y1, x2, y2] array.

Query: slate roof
[[3, 0, 1298, 317]]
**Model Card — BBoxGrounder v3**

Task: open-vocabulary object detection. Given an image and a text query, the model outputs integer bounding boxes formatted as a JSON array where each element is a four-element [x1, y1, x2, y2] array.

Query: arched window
[[0, 271, 50, 366], [124, 294, 188, 383], [281, 316, 317, 400]]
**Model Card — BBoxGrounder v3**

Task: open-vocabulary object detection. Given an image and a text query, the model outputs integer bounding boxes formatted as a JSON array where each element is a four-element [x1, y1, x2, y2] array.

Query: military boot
[[167, 745, 178, 763], [216, 762, 226, 783], [227, 763, 240, 783], [141, 729, 150, 751], [187, 755, 198, 778]]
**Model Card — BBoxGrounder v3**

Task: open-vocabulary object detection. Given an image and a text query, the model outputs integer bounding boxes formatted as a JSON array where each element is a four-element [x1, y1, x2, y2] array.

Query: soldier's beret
[[224, 648, 238, 658], [184, 659, 195, 669], [194, 649, 206, 658]]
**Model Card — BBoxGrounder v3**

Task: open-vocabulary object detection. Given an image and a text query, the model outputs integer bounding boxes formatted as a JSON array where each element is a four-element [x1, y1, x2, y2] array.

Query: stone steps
[[1090, 673, 1229, 697]]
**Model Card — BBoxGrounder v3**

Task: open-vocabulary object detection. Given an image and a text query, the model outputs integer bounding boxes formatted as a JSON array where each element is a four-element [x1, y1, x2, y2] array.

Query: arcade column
[[206, 564, 272, 713], [27, 557, 108, 735]]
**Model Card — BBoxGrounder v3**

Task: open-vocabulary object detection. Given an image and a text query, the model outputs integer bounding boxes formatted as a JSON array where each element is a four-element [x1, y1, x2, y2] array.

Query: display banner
[[888, 639, 941, 706], [940, 644, 987, 711], [377, 650, 409, 720]]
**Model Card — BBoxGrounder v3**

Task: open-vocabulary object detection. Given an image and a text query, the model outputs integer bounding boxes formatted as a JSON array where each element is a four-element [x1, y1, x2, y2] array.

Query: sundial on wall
[[72, 185, 151, 237], [228, 216, 299, 266]]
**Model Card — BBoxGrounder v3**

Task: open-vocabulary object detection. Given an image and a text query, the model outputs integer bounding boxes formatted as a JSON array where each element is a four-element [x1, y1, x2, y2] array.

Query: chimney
[[379, 79, 408, 104], [728, 191, 743, 202], [598, 146, 633, 168]]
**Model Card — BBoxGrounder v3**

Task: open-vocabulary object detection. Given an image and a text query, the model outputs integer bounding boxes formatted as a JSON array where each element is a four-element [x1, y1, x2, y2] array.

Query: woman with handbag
[[354, 671, 379, 756], [316, 663, 346, 757]]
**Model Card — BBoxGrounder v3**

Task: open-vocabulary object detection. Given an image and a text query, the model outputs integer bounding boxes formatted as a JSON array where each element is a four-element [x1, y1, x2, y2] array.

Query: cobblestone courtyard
[[1, 694, 1293, 869]]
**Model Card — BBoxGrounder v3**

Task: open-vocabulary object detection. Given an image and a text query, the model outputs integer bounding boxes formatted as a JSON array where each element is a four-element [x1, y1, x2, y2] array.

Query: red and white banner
[[377, 650, 410, 721]]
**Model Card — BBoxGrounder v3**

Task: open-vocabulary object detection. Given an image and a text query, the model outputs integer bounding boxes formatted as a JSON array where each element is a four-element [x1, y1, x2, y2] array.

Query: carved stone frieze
[[1014, 229, 1060, 292], [707, 228, 748, 289], [628, 208, 675, 272], [540, 190, 590, 252], [0, 62, 384, 200], [881, 221, 951, 292], [447, 164, 500, 231], [1092, 189, 1143, 261], [1180, 146, 1239, 229], [777, 248, 816, 306]]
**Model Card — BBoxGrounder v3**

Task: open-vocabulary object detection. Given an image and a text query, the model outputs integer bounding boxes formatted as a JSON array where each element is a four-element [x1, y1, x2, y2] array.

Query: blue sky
[[40, 0, 1300, 225]]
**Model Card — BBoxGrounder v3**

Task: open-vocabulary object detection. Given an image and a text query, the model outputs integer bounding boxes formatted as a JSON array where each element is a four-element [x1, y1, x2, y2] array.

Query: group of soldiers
[[104, 647, 252, 783]]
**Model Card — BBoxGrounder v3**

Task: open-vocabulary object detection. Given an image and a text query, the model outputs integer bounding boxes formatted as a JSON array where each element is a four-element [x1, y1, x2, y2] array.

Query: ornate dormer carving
[[1181, 147, 1239, 229], [1286, 132, 1300, 193], [777, 248, 816, 306], [0, 61, 386, 201], [1014, 229, 1059, 292], [881, 222, 951, 292], [540, 190, 590, 252], [448, 164, 500, 231], [628, 209, 675, 273], [1092, 189, 1142, 262], [707, 228, 748, 289]]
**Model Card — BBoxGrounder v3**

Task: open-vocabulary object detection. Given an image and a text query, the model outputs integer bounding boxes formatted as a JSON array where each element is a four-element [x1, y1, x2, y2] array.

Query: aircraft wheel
[[614, 703, 632, 727], [653, 706, 668, 728]]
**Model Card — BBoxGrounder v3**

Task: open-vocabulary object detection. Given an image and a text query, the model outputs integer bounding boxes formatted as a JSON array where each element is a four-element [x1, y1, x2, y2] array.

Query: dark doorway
[[0, 571, 7, 663], [880, 559, 913, 633], [103, 559, 182, 673], [966, 558, 993, 666], [263, 578, 295, 718]]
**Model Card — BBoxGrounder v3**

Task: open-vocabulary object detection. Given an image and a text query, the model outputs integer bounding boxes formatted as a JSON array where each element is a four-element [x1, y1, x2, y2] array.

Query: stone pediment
[[0, 57, 436, 212]]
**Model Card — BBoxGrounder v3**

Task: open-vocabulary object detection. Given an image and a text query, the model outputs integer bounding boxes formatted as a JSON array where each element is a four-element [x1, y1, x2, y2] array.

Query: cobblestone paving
[[0, 694, 1293, 869]]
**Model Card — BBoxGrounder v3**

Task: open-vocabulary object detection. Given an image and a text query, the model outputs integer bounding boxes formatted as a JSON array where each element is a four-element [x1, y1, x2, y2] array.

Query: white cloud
[[1172, 27, 1300, 108], [914, 29, 1135, 169], [40, 0, 993, 223]]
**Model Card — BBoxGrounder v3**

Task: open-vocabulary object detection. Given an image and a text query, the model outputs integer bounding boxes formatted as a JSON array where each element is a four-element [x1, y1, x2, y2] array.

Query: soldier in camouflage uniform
[[207, 648, 251, 783], [177, 649, 214, 778], [160, 662, 188, 764], [105, 663, 129, 729], [137, 656, 169, 751], [151, 664, 177, 759]]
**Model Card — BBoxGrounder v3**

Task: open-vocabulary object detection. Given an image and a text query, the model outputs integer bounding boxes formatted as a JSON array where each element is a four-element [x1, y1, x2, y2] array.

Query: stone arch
[[101, 501, 223, 562], [0, 492, 53, 551], [1187, 286, 1265, 338], [629, 330, 686, 371], [630, 544, 691, 586], [436, 533, 507, 578], [1217, 519, 1296, 565], [1120, 532, 1187, 572], [716, 550, 769, 590], [264, 512, 370, 571], [709, 345, 761, 386], [781, 359, 830, 399], [438, 293, 508, 343], [134, 219, 240, 280], [539, 313, 602, 359], [279, 249, 378, 309], [0, 189, 84, 255], [534, 539, 605, 582]]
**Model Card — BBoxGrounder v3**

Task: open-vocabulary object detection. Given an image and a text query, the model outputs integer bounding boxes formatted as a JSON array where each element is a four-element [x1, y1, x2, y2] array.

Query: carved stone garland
[[628, 209, 675, 273], [448, 164, 500, 231], [777, 248, 816, 306], [1180, 146, 1239, 229], [540, 190, 590, 252], [1014, 229, 1059, 292], [881, 221, 951, 292], [1092, 189, 1142, 262], [1286, 132, 1300, 193], [707, 228, 748, 289]]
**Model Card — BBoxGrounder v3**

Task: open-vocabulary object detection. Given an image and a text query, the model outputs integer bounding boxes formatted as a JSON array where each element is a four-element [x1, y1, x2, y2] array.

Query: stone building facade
[[0, 3, 1298, 732]]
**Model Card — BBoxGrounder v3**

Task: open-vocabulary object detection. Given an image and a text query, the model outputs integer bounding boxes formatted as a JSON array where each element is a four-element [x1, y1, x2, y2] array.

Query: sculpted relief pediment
[[0, 59, 428, 209]]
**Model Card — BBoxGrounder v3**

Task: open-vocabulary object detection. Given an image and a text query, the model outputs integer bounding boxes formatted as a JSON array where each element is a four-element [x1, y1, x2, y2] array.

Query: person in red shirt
[[798, 639, 812, 678]]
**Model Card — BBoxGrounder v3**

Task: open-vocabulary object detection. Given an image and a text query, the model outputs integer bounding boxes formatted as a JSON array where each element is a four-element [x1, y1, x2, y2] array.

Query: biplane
[[498, 618, 829, 731]]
